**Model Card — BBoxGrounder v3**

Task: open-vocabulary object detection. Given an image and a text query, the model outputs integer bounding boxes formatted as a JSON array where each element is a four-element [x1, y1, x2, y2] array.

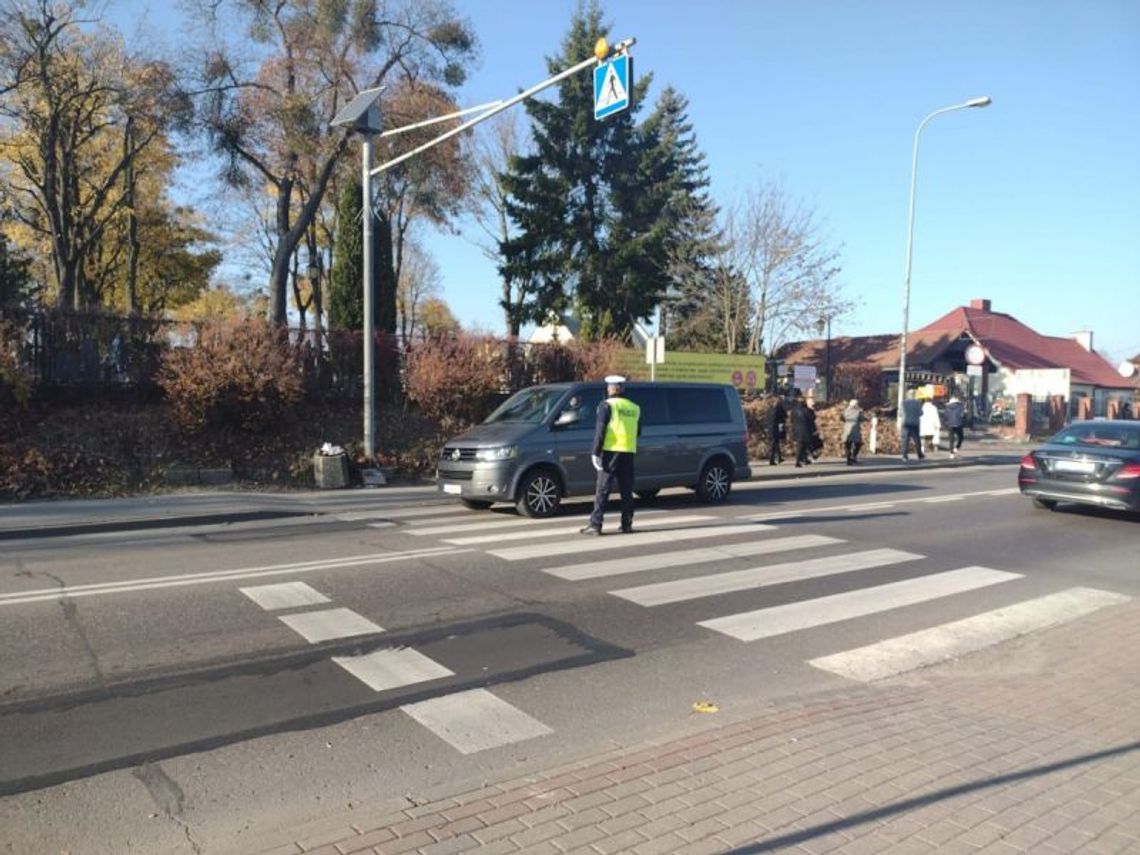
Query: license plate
[[442, 483, 462, 495], [1054, 459, 1094, 474]]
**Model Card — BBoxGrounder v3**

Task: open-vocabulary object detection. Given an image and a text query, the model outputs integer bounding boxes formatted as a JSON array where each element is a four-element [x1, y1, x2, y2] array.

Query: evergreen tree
[[623, 86, 721, 347], [0, 230, 35, 310], [329, 181, 365, 330], [499, 0, 652, 340], [500, 4, 722, 342], [328, 180, 396, 334]]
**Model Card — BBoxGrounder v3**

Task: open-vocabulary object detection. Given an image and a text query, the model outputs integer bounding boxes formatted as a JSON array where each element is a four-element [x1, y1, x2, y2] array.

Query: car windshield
[[484, 387, 566, 424], [1052, 423, 1140, 450]]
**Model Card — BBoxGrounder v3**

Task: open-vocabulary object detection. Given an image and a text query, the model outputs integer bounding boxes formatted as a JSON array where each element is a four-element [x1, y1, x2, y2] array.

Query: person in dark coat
[[901, 390, 925, 461], [943, 395, 966, 457], [766, 392, 787, 465], [790, 392, 815, 467], [841, 399, 865, 464]]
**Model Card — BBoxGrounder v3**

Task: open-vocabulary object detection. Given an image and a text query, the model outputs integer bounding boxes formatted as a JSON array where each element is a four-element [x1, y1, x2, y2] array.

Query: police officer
[[580, 375, 641, 535]]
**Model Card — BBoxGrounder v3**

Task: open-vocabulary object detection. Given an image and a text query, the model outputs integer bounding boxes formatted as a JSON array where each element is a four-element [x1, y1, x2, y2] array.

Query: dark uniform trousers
[[589, 450, 635, 530]]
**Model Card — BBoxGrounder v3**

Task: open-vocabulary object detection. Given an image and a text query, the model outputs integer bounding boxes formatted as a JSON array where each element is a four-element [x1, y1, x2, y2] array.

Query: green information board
[[612, 350, 767, 390]]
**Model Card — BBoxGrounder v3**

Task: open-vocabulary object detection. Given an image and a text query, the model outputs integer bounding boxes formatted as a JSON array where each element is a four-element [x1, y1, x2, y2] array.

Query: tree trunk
[[124, 117, 139, 315]]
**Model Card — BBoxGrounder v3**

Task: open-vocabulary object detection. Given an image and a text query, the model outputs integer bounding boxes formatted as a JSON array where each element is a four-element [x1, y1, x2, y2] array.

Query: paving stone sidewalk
[[259, 598, 1140, 855]]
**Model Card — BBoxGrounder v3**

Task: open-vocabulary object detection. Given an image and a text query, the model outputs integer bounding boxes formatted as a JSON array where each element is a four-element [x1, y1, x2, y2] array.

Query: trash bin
[[313, 452, 349, 489]]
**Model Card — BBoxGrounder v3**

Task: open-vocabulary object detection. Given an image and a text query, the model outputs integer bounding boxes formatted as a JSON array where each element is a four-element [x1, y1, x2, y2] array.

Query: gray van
[[436, 381, 752, 516]]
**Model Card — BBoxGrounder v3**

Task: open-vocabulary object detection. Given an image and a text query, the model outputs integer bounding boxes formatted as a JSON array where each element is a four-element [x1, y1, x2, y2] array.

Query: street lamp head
[[966, 96, 992, 108]]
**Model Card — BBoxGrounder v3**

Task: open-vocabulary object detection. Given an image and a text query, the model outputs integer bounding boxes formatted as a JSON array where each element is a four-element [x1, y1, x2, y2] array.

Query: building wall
[[1006, 368, 1072, 399]]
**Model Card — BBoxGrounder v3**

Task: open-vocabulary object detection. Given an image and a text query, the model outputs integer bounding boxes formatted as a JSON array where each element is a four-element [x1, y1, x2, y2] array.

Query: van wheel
[[517, 468, 562, 518], [460, 498, 494, 510], [636, 489, 660, 500], [1032, 498, 1057, 511], [696, 458, 732, 503]]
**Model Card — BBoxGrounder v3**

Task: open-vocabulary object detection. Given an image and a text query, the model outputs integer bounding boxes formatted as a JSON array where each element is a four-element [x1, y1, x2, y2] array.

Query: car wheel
[[460, 498, 494, 510], [1032, 497, 1057, 511], [635, 488, 660, 500], [696, 458, 732, 503], [516, 468, 562, 518]]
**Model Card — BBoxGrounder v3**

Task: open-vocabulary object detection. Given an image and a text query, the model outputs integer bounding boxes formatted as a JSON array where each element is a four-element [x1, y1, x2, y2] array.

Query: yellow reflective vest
[[603, 397, 640, 453]]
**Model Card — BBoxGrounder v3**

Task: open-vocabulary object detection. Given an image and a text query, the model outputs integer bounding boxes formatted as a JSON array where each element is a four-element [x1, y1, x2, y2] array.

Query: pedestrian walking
[[944, 394, 966, 457], [790, 391, 815, 467], [901, 390, 925, 461], [842, 399, 864, 464], [581, 375, 641, 535], [766, 392, 787, 465], [920, 399, 942, 454]]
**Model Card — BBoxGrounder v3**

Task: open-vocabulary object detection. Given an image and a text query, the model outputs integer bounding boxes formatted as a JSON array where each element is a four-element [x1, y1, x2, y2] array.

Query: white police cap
[[604, 375, 627, 385]]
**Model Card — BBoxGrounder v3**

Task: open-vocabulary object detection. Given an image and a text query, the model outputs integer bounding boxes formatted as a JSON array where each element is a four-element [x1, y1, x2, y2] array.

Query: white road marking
[[923, 495, 964, 503], [489, 521, 779, 561], [334, 506, 475, 522], [746, 487, 1019, 522], [278, 608, 384, 643], [613, 548, 923, 607], [401, 688, 553, 754], [546, 533, 836, 581], [700, 566, 1022, 641], [333, 647, 454, 692], [240, 581, 330, 611], [445, 514, 713, 545], [810, 587, 1131, 682], [407, 509, 666, 537], [0, 546, 467, 606]]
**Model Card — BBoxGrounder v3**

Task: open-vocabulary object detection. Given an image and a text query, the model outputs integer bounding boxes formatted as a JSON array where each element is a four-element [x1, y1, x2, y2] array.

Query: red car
[[1018, 420, 1140, 513]]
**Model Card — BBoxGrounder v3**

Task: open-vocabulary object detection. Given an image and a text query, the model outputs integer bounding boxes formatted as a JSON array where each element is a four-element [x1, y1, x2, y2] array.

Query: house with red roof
[[774, 299, 1138, 420]]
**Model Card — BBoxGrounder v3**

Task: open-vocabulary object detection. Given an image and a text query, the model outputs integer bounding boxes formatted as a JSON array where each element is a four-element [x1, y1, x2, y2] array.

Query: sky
[[114, 1, 1140, 366]]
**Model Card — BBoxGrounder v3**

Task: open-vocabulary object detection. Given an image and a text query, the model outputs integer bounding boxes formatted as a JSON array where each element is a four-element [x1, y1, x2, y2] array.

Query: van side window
[[561, 388, 603, 427], [668, 388, 731, 424], [629, 387, 670, 426]]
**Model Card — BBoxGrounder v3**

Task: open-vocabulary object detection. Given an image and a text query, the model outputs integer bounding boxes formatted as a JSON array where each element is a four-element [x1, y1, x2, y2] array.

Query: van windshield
[[484, 387, 566, 424]]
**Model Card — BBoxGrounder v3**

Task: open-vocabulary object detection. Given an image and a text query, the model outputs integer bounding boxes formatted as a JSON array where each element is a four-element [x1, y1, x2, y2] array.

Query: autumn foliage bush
[[158, 317, 303, 434], [0, 320, 32, 410]]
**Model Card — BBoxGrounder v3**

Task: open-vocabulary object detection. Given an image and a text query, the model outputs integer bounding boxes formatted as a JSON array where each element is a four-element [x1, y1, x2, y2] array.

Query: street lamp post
[[896, 96, 991, 423], [816, 315, 831, 402]]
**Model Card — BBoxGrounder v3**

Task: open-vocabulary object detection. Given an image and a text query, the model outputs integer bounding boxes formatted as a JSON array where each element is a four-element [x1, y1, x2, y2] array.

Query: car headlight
[[475, 446, 518, 462]]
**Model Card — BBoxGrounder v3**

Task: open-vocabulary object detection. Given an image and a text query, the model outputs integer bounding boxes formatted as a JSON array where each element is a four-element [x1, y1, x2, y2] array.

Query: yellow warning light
[[594, 37, 610, 62]]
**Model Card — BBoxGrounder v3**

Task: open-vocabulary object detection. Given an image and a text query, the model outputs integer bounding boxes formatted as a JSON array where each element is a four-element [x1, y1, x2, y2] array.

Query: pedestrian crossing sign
[[594, 55, 632, 120]]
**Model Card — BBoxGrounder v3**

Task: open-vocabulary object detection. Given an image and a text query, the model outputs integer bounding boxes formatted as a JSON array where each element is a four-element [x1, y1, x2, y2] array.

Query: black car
[[1018, 420, 1140, 513]]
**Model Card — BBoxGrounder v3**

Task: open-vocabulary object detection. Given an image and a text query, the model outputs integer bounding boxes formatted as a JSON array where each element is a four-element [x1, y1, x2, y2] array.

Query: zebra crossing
[[386, 498, 1130, 683], [239, 496, 1128, 757]]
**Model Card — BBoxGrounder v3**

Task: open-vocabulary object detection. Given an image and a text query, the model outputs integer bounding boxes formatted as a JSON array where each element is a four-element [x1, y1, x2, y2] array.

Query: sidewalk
[[258, 597, 1140, 855], [0, 433, 1022, 539]]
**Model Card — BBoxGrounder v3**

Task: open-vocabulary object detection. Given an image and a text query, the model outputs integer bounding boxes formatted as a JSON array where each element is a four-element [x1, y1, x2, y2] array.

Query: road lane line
[[547, 533, 835, 581], [407, 509, 666, 537], [333, 647, 455, 692], [699, 566, 1022, 641], [240, 581, 330, 610], [278, 608, 384, 643], [0, 546, 468, 606], [746, 487, 1019, 522], [401, 688, 553, 754], [612, 548, 923, 607], [334, 506, 478, 521], [488, 521, 778, 561], [444, 514, 712, 545], [810, 587, 1130, 681]]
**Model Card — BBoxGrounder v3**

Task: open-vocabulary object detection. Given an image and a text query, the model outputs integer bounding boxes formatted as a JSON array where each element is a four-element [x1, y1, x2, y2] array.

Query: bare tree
[[465, 111, 535, 337], [396, 236, 439, 345], [738, 181, 849, 355], [0, 0, 187, 309], [189, 0, 476, 325]]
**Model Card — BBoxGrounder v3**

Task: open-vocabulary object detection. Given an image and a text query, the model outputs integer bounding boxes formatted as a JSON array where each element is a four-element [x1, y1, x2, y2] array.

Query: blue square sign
[[594, 55, 631, 120]]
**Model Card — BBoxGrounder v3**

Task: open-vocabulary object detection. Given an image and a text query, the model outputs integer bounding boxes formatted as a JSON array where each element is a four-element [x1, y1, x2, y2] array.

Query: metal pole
[[896, 97, 991, 425], [825, 316, 831, 403], [362, 132, 376, 460], [370, 39, 636, 178]]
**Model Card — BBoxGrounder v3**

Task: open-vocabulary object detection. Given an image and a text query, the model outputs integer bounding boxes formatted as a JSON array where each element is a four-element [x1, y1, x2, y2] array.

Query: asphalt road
[[1, 465, 1137, 854]]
